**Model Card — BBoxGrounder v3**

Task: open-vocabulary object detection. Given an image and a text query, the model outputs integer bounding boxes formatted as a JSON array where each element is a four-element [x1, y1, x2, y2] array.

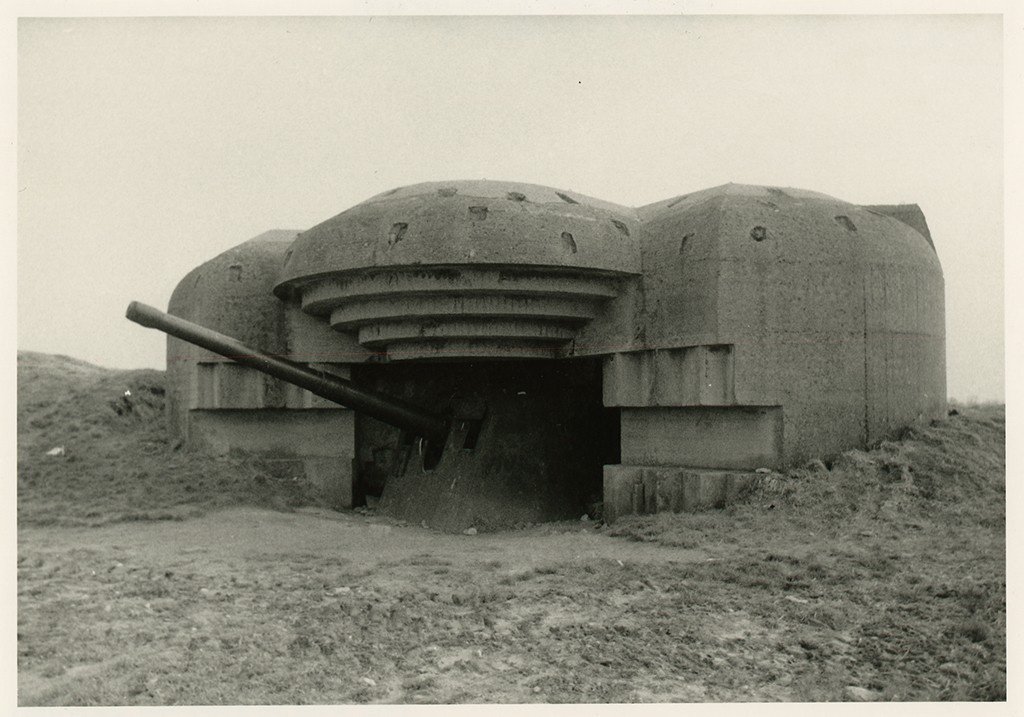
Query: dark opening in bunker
[[420, 435, 445, 472], [388, 223, 408, 245], [834, 215, 857, 232], [561, 232, 578, 254], [351, 357, 618, 528]]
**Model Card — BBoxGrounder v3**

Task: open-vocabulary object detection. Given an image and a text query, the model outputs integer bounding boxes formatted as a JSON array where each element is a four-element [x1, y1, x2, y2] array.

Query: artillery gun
[[127, 301, 449, 445]]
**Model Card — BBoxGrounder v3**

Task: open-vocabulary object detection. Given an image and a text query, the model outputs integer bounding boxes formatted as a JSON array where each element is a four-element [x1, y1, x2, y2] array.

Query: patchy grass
[[17, 352, 330, 527], [17, 352, 1005, 703]]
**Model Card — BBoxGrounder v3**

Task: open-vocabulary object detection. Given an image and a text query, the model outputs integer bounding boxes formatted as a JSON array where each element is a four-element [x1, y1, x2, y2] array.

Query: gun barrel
[[126, 301, 449, 444]]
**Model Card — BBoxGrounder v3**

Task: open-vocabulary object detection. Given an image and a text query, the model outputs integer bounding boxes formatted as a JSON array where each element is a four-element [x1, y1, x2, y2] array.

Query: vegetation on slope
[[17, 352, 323, 526]]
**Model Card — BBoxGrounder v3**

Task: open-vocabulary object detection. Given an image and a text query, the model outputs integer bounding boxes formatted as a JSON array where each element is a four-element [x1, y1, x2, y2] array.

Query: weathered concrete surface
[[188, 409, 354, 462], [274, 181, 640, 360], [603, 465, 755, 523], [258, 182, 943, 467], [619, 406, 783, 470], [165, 231, 359, 504], [636, 184, 945, 463], [602, 345, 735, 407], [275, 180, 641, 284], [188, 409, 356, 509], [158, 180, 946, 529], [166, 230, 299, 441], [864, 203, 934, 250], [191, 362, 354, 410]]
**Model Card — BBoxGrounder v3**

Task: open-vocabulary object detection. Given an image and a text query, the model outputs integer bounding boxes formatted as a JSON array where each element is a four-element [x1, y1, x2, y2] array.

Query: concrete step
[[603, 464, 758, 523]]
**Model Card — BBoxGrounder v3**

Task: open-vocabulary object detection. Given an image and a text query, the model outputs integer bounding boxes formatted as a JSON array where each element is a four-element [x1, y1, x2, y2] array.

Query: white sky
[[15, 11, 1007, 401]]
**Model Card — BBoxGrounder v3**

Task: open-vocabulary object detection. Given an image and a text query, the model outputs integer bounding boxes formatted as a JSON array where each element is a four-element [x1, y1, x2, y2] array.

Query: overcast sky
[[16, 13, 1005, 401]]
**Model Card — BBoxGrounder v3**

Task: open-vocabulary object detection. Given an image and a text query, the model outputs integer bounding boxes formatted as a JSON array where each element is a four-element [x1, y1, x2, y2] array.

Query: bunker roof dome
[[169, 230, 300, 354], [275, 180, 641, 298], [640, 182, 941, 268], [165, 230, 299, 338]]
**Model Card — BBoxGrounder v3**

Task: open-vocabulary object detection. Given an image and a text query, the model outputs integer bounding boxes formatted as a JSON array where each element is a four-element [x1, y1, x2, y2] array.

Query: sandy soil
[[20, 508, 737, 705], [21, 505, 710, 570]]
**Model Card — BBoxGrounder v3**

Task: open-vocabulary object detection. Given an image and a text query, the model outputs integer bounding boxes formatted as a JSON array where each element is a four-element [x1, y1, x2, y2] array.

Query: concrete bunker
[[130, 180, 945, 532]]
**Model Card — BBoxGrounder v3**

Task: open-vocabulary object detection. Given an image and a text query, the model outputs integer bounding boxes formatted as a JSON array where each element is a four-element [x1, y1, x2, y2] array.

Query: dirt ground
[[16, 352, 1007, 705], [18, 508, 724, 704]]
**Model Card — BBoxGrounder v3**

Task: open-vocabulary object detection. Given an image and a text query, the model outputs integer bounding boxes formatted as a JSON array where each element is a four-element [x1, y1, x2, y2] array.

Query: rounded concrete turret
[[274, 180, 641, 360], [630, 183, 945, 462], [165, 230, 299, 440]]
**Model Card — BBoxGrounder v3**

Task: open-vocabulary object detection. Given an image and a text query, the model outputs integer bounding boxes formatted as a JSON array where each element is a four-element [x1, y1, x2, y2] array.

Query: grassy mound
[[605, 404, 1005, 700], [17, 352, 325, 527]]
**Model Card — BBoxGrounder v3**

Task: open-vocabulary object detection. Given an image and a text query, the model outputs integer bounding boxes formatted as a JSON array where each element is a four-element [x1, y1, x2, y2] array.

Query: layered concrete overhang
[[274, 180, 642, 360]]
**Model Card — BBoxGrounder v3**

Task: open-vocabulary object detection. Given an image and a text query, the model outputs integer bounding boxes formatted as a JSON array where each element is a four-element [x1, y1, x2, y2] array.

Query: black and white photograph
[[11, 2, 1013, 708]]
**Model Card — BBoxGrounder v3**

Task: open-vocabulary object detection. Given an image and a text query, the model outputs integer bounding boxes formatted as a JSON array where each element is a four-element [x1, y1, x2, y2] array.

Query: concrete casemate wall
[[635, 184, 945, 464], [165, 230, 358, 506], [159, 180, 946, 523], [166, 230, 302, 442]]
